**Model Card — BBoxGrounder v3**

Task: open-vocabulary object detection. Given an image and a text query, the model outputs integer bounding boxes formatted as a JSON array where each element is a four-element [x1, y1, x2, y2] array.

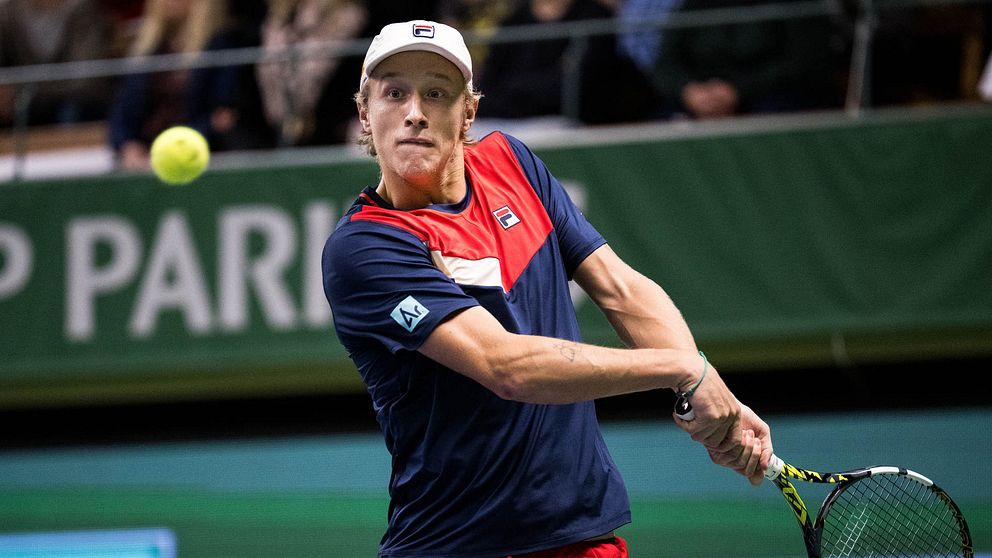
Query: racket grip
[[764, 454, 784, 480], [674, 392, 694, 421]]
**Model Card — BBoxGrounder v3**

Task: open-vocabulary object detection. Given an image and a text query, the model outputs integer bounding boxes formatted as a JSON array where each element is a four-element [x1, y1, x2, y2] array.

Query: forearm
[[573, 245, 753, 452], [490, 336, 696, 403], [600, 272, 697, 351], [575, 245, 697, 351], [420, 306, 698, 404]]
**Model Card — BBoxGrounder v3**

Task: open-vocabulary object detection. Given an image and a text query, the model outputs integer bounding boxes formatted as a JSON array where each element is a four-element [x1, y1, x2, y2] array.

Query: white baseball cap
[[360, 20, 473, 90]]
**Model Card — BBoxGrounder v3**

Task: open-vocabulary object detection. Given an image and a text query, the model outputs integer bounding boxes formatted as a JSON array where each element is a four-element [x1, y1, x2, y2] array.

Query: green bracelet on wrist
[[683, 350, 708, 397]]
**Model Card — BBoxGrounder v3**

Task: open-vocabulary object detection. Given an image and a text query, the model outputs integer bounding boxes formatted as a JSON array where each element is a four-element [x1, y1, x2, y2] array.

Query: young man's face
[[360, 51, 476, 190]]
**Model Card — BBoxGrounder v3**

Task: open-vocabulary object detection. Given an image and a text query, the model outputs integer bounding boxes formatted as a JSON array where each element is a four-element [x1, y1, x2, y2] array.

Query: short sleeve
[[502, 134, 606, 276], [322, 220, 479, 353]]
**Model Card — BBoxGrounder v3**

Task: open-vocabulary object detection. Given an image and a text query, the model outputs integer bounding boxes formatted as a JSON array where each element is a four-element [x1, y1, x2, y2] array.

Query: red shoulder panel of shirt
[[349, 133, 553, 292]]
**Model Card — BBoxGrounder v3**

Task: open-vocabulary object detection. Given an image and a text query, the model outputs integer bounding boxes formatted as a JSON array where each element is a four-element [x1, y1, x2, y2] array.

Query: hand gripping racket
[[675, 399, 974, 557]]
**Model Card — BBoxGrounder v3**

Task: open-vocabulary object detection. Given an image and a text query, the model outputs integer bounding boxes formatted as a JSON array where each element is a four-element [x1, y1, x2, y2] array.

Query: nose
[[404, 97, 427, 128]]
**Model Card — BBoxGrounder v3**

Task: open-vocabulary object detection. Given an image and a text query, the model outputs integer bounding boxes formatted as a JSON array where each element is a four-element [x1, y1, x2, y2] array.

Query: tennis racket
[[763, 454, 973, 557], [674, 398, 974, 557]]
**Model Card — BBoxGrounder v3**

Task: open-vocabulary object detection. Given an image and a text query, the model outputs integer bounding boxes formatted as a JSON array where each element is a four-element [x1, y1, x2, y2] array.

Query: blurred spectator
[[436, 0, 517, 75], [256, 0, 368, 146], [649, 0, 843, 120], [478, 0, 655, 124], [95, 0, 146, 56], [870, 5, 986, 107], [980, 50, 992, 102], [188, 0, 276, 151], [107, 0, 229, 170], [437, 0, 516, 30], [616, 0, 682, 79], [362, 3, 442, 35], [0, 0, 114, 127]]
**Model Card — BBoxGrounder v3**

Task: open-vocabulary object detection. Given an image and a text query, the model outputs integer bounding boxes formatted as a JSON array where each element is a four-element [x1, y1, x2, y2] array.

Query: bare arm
[[420, 244, 770, 474], [419, 244, 738, 449], [572, 244, 696, 352], [574, 244, 772, 473], [419, 305, 701, 405]]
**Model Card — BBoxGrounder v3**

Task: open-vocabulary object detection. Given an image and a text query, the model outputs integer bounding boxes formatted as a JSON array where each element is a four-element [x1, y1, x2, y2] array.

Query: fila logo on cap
[[391, 295, 430, 332], [492, 205, 521, 230], [412, 23, 435, 38]]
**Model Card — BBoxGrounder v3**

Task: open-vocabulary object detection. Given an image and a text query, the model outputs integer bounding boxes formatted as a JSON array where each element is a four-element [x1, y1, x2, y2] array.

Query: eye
[[386, 88, 403, 99], [426, 89, 445, 100]]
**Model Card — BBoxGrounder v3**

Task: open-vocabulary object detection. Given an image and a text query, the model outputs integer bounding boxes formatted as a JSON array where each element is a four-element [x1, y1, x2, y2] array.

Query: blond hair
[[353, 84, 483, 158], [131, 0, 228, 56]]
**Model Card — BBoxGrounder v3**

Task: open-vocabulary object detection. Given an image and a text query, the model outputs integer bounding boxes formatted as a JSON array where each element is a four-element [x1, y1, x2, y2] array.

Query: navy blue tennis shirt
[[322, 132, 631, 557]]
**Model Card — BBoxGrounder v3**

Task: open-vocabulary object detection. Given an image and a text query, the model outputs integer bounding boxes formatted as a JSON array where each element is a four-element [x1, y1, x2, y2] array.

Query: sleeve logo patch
[[390, 295, 430, 332], [492, 205, 521, 230]]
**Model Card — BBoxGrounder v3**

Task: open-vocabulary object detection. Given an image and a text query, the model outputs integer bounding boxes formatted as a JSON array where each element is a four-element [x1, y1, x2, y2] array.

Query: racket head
[[813, 467, 973, 558]]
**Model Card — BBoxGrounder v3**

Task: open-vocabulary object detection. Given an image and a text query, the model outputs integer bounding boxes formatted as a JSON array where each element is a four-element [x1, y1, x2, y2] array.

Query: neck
[[377, 150, 467, 210]]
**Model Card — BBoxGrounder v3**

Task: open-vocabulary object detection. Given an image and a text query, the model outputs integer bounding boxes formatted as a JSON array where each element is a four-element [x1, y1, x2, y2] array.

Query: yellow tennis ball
[[150, 126, 210, 185]]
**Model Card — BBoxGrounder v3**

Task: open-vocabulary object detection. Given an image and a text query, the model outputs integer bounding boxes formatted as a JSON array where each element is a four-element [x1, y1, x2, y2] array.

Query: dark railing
[[1, 0, 988, 182]]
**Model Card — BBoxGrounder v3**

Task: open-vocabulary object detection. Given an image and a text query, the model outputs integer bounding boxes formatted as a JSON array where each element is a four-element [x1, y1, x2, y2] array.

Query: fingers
[[676, 411, 738, 449], [712, 428, 758, 471], [708, 417, 742, 453], [739, 402, 774, 473], [707, 428, 766, 485], [707, 428, 753, 468], [741, 432, 765, 485]]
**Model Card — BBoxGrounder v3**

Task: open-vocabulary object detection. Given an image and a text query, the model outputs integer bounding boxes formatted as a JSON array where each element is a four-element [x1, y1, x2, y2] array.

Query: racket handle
[[674, 392, 694, 421], [764, 454, 784, 480]]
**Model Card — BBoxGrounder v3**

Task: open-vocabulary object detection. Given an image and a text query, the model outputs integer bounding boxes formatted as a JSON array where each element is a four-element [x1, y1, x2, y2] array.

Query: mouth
[[398, 137, 434, 147]]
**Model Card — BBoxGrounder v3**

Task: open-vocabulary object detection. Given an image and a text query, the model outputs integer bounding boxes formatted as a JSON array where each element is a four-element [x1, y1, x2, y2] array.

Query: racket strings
[[819, 473, 967, 558]]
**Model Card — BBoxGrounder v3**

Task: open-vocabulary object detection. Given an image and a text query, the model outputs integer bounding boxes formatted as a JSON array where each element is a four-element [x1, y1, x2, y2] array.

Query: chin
[[393, 156, 440, 178], [393, 163, 434, 185]]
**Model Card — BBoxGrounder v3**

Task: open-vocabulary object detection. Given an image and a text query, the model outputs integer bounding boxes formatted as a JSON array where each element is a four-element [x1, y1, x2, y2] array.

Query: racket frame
[[766, 455, 974, 558]]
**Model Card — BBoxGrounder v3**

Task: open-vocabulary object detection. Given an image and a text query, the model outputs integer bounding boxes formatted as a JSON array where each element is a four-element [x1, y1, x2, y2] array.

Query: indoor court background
[[3, 107, 990, 558], [1, 409, 989, 556], [3, 3, 992, 557]]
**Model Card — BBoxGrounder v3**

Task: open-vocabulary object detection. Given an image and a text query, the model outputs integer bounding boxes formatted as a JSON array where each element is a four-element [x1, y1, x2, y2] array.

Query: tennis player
[[322, 20, 773, 558]]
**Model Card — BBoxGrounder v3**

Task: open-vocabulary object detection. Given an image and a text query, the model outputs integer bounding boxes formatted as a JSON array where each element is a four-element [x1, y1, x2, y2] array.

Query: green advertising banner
[[546, 109, 992, 366], [2, 107, 991, 407], [1, 160, 380, 406]]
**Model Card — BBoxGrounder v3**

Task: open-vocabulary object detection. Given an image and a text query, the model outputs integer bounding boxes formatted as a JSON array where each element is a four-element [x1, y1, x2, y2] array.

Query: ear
[[463, 96, 479, 134], [357, 99, 371, 133]]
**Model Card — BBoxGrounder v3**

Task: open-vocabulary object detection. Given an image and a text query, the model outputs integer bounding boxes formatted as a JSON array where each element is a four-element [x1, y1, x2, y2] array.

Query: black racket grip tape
[[674, 392, 695, 421]]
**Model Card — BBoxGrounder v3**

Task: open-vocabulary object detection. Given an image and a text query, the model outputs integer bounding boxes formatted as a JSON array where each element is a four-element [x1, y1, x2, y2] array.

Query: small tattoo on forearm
[[555, 341, 579, 362]]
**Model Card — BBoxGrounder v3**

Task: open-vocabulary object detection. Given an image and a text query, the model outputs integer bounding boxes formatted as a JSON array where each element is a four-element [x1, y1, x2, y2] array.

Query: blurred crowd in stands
[[1, 0, 990, 171]]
